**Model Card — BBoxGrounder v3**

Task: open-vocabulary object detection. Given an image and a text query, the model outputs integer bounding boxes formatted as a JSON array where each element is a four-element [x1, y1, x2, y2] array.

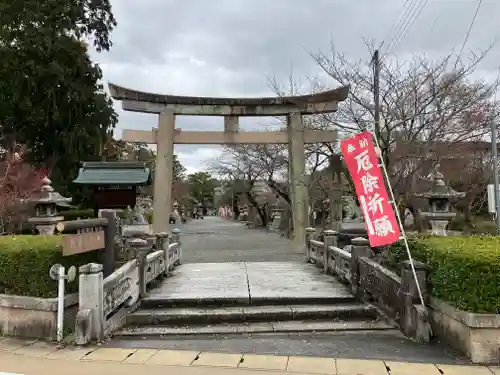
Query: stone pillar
[[287, 112, 308, 247], [350, 237, 374, 298], [401, 260, 427, 303], [323, 230, 338, 274], [153, 109, 175, 234], [305, 227, 316, 262], [171, 227, 182, 263], [129, 238, 151, 298], [76, 263, 104, 343], [155, 232, 169, 250], [155, 232, 169, 276], [400, 260, 430, 342], [170, 227, 181, 244]]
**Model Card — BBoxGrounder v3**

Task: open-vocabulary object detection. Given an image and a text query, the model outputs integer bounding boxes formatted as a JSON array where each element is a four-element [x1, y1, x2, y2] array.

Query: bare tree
[[209, 144, 280, 227], [213, 45, 499, 229], [310, 42, 500, 216], [210, 133, 339, 228]]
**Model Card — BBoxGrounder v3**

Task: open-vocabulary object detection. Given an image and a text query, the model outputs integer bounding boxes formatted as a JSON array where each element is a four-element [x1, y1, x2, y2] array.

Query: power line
[[383, 0, 429, 59], [379, 0, 412, 50], [385, 0, 423, 52], [378, 0, 417, 52], [455, 0, 484, 67]]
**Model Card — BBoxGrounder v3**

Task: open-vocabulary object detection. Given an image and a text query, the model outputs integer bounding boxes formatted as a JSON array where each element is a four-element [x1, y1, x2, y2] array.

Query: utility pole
[[373, 49, 381, 141], [491, 118, 500, 233], [329, 153, 343, 232]]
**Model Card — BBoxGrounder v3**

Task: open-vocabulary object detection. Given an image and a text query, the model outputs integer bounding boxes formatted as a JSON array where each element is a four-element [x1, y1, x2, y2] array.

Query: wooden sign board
[[62, 230, 105, 256]]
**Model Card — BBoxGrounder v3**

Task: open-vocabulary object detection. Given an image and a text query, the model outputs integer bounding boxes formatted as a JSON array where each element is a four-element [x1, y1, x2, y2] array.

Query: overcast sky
[[90, 0, 500, 174]]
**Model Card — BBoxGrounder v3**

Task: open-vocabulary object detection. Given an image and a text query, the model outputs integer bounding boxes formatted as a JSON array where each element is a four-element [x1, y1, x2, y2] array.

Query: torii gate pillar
[[287, 113, 308, 244], [153, 110, 175, 234]]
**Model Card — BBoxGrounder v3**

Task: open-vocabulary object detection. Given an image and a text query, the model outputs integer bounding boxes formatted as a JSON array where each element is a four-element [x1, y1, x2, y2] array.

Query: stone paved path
[[107, 332, 468, 365], [148, 262, 353, 303], [176, 216, 303, 263], [104, 216, 469, 364], [0, 338, 482, 374]]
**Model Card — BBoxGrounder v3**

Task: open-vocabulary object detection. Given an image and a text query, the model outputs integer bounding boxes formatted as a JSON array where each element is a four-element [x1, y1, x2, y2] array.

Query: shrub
[[387, 235, 500, 313], [0, 235, 98, 298], [144, 211, 153, 224], [61, 209, 95, 221], [447, 214, 497, 235]]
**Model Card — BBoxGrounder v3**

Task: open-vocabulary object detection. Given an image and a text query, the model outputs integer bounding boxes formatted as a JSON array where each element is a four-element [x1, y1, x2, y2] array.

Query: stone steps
[[115, 319, 397, 337], [118, 261, 394, 339], [126, 303, 379, 326], [115, 301, 396, 339], [140, 295, 358, 309]]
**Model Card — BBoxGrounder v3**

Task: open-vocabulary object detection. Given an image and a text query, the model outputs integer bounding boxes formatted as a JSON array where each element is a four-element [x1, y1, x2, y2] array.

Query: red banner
[[340, 131, 400, 247]]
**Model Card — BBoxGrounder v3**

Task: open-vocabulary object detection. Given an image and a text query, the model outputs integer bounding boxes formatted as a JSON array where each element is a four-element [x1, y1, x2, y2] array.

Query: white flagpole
[[370, 131, 426, 307], [371, 49, 425, 308]]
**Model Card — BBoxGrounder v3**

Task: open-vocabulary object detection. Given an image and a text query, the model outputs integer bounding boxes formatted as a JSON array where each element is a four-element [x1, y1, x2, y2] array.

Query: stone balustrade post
[[401, 260, 427, 302], [350, 237, 374, 297], [128, 238, 151, 299], [305, 227, 316, 262], [170, 228, 181, 244], [400, 260, 430, 342], [323, 230, 337, 274], [155, 232, 170, 276], [170, 228, 182, 263], [76, 263, 104, 344]]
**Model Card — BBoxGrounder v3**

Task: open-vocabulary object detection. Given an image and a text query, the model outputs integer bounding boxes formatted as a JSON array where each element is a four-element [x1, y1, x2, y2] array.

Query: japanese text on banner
[[340, 131, 400, 247]]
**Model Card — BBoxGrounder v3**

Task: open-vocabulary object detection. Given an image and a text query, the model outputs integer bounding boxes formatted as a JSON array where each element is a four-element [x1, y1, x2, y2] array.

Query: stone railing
[[306, 229, 352, 284], [305, 227, 430, 342], [74, 228, 182, 344]]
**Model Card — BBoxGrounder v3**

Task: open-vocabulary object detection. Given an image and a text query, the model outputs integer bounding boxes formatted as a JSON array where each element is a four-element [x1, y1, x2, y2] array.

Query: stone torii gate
[[108, 83, 349, 245]]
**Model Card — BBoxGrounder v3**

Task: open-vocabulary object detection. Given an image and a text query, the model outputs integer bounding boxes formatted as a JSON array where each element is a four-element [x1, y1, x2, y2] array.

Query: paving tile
[[0, 338, 36, 352], [145, 350, 199, 366], [45, 347, 97, 361], [336, 358, 388, 375], [435, 364, 493, 375], [246, 262, 353, 301], [386, 361, 441, 374], [286, 356, 336, 374], [123, 349, 158, 364], [12, 342, 58, 358], [239, 354, 288, 370], [148, 262, 249, 301], [82, 348, 136, 362], [192, 352, 243, 367]]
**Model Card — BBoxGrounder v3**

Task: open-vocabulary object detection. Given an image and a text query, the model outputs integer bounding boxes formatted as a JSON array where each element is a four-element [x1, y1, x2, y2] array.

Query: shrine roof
[[73, 162, 151, 185]]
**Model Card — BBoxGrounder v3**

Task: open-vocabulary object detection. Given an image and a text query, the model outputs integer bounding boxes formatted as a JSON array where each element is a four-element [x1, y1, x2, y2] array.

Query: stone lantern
[[413, 166, 465, 236], [28, 177, 72, 235]]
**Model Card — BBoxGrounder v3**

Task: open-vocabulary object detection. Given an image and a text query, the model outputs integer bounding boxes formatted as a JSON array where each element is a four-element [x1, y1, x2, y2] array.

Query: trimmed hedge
[[61, 209, 95, 221], [0, 235, 98, 298], [387, 235, 500, 314]]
